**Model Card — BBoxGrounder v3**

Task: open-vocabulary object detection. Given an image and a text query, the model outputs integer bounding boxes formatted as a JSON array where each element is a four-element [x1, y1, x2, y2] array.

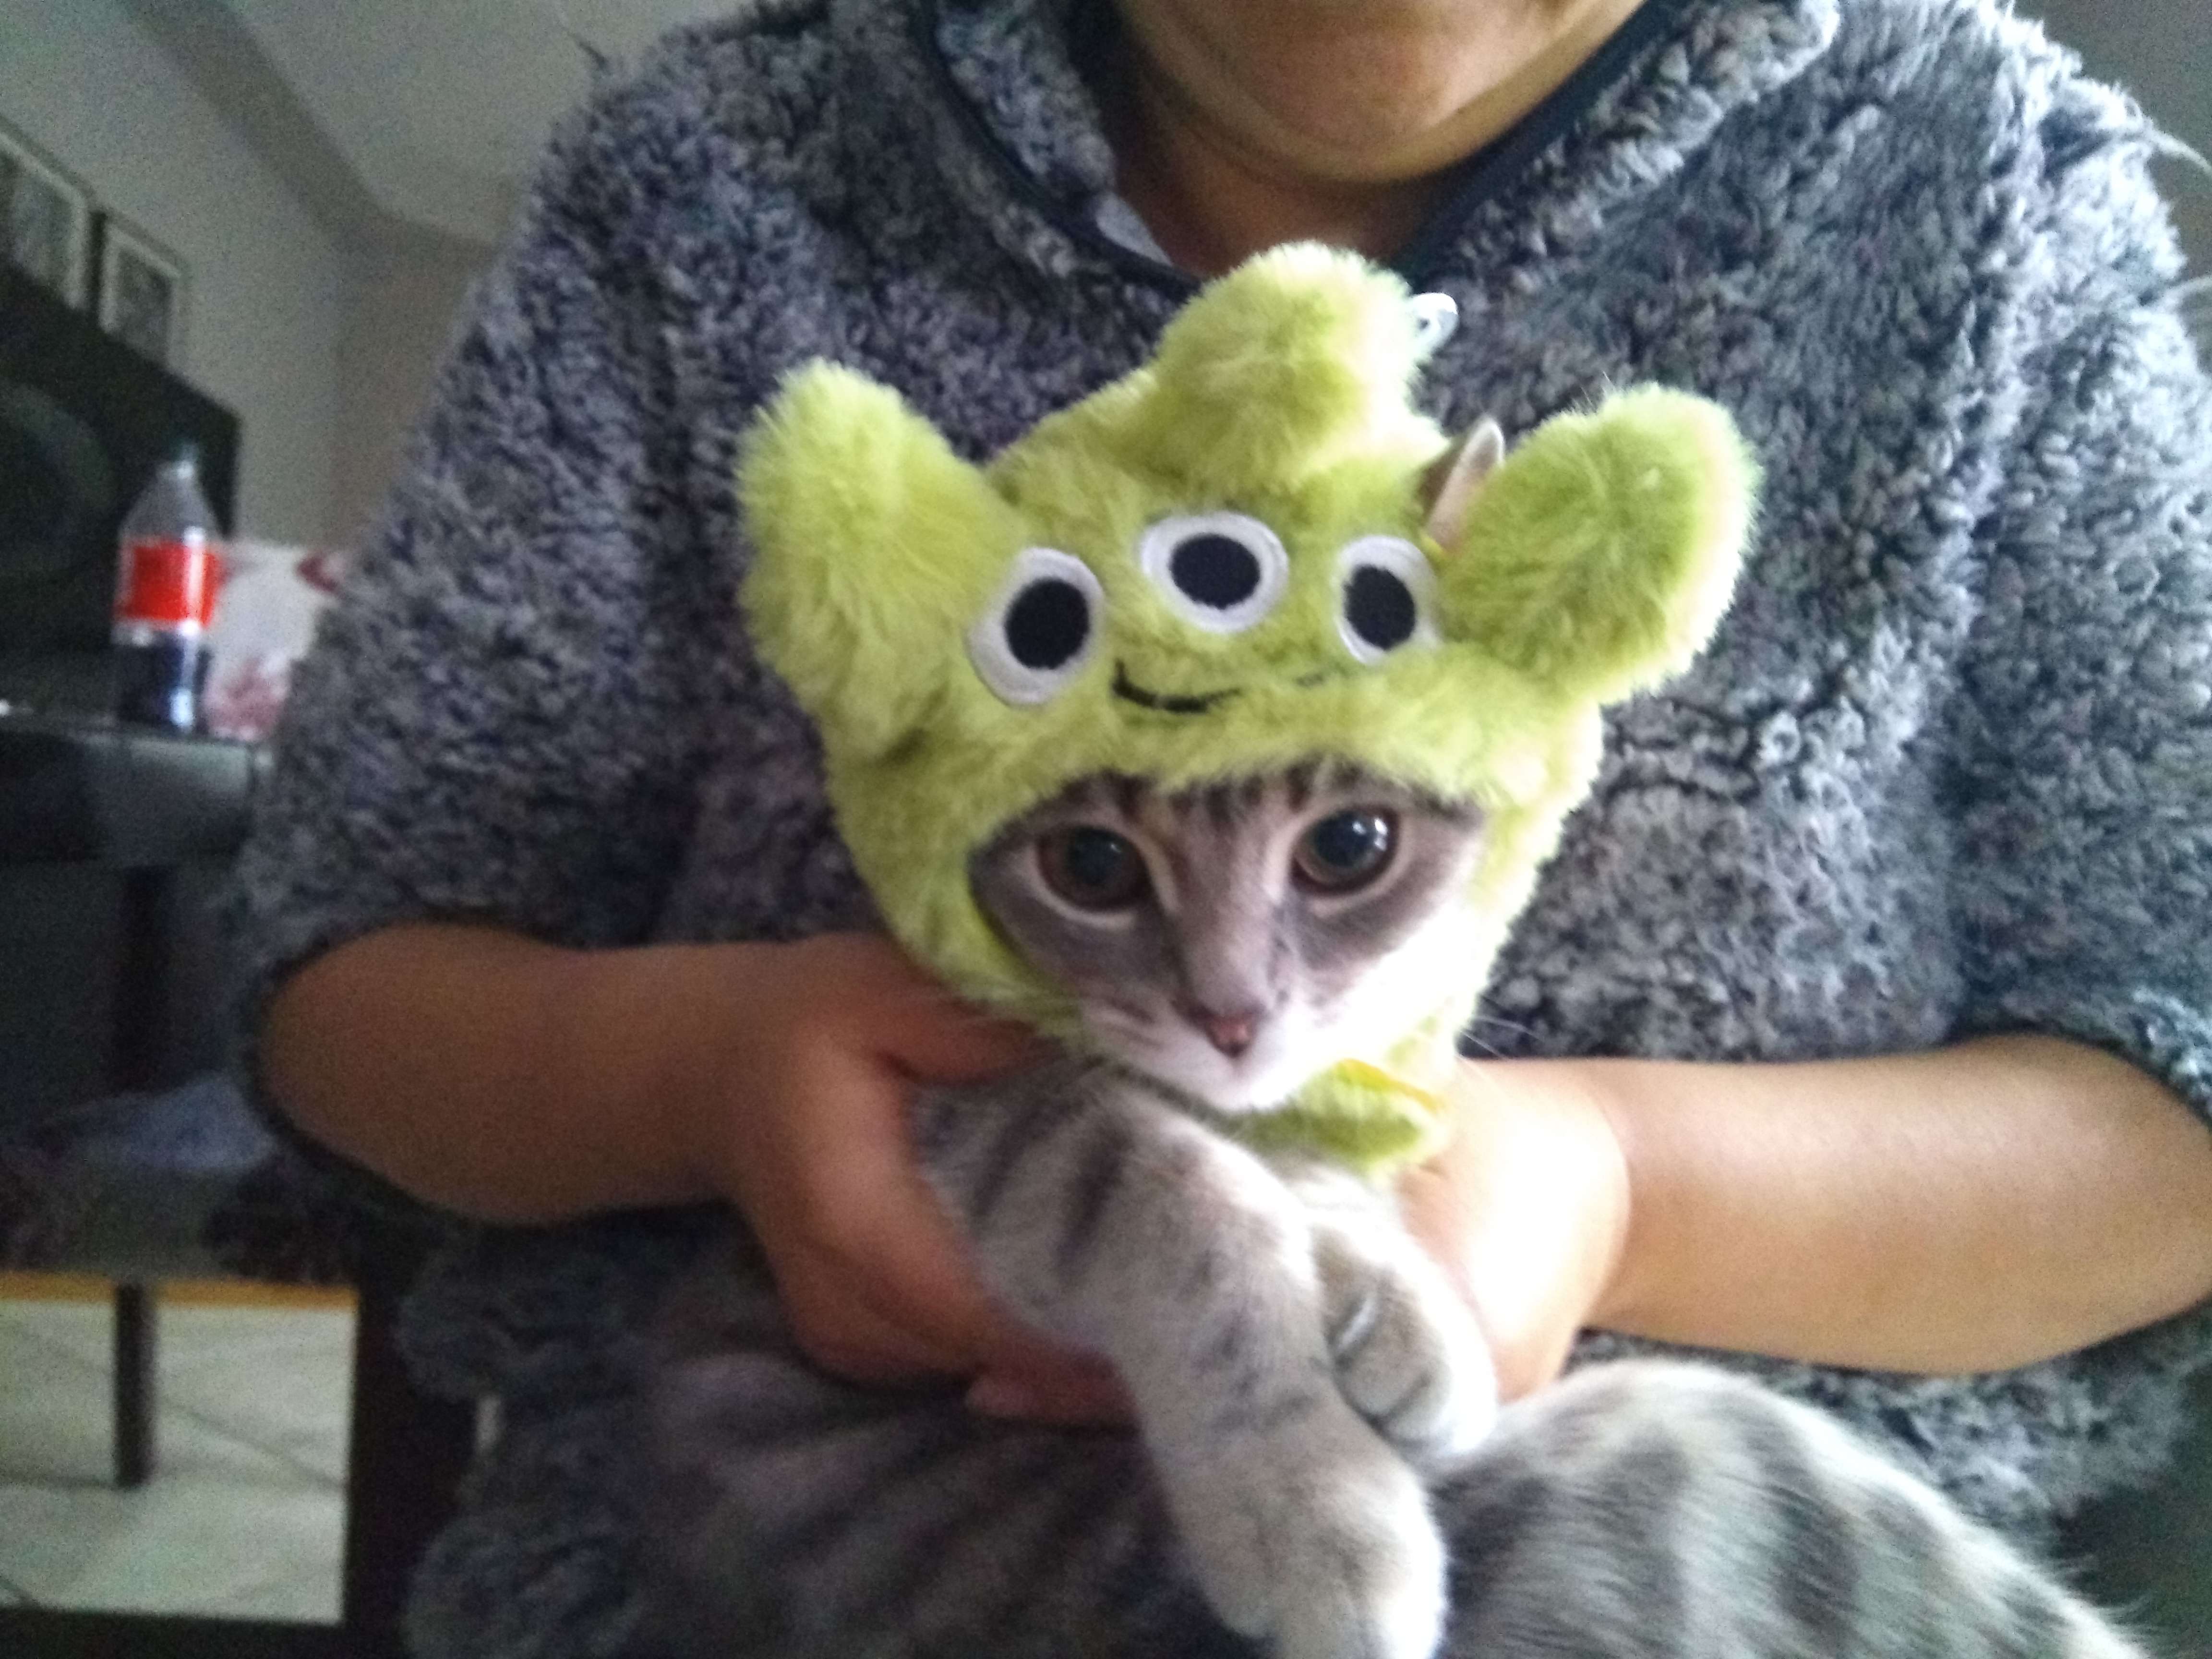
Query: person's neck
[[1103, 0, 1650, 276]]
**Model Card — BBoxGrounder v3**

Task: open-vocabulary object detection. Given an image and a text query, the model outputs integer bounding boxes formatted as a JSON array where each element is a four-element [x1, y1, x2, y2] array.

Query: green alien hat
[[739, 244, 1756, 1167]]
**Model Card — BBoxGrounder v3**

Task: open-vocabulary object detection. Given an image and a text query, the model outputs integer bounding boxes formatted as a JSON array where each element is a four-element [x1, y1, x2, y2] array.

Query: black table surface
[[0, 659, 266, 1122], [0, 670, 264, 869]]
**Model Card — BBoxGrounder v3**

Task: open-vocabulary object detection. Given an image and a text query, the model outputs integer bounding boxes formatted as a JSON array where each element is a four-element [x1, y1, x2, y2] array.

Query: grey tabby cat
[[643, 762, 2151, 1659]]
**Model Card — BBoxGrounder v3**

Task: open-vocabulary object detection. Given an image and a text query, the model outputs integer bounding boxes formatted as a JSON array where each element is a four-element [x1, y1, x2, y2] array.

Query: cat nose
[[1187, 1007, 1262, 1058]]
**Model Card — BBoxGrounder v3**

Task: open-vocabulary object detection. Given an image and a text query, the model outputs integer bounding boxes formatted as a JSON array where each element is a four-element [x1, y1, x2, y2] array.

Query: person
[[239, 0, 2212, 1650]]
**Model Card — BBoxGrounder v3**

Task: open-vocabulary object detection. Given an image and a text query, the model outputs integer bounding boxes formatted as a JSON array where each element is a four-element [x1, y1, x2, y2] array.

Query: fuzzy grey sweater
[[236, 0, 2212, 1651]]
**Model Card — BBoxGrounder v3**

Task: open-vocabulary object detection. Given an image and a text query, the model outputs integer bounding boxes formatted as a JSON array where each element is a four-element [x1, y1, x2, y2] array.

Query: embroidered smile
[[1112, 663, 1238, 715]]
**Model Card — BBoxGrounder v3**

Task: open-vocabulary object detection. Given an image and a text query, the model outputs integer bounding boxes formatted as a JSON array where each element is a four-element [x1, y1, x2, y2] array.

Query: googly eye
[[968, 547, 1104, 705], [1334, 535, 1440, 664], [1137, 513, 1289, 635]]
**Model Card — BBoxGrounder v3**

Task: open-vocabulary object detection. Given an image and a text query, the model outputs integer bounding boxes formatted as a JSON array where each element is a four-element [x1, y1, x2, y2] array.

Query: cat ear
[[1419, 417, 1506, 552], [1436, 387, 1756, 704], [739, 362, 1019, 758]]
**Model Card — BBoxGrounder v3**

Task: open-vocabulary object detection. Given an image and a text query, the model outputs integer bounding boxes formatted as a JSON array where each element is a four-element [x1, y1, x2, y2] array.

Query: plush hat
[[740, 243, 1755, 1168]]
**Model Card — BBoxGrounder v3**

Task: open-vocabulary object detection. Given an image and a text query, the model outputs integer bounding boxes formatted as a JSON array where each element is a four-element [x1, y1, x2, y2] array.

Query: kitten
[[643, 765, 2151, 1659]]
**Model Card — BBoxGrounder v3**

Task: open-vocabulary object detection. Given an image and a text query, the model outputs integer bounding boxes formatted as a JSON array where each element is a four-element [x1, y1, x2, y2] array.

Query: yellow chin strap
[[1226, 1059, 1454, 1176]]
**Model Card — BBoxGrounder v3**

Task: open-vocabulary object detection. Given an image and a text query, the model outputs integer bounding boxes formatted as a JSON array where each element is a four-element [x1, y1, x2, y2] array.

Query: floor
[[0, 1274, 354, 1623]]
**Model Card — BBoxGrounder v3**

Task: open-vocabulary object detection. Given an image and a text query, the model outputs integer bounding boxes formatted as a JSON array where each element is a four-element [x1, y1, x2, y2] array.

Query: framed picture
[[0, 114, 93, 308], [96, 212, 189, 369]]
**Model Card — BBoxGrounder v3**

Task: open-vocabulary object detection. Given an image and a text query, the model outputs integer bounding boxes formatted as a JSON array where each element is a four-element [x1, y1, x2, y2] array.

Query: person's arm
[[265, 925, 795, 1224], [263, 923, 1127, 1402], [1410, 103, 2212, 1405], [1403, 1038, 2212, 1402], [1598, 1038, 2212, 1367]]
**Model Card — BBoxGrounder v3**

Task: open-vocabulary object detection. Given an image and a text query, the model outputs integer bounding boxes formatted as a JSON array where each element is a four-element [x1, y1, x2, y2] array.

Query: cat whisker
[[1463, 1010, 1539, 1040]]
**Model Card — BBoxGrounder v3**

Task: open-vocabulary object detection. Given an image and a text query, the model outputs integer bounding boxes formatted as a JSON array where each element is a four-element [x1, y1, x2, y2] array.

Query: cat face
[[969, 764, 1486, 1110]]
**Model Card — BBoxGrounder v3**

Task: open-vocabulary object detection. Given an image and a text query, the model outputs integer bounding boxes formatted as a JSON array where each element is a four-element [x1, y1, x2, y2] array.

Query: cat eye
[[1037, 826, 1153, 911], [1137, 513, 1289, 634], [1333, 536, 1441, 664], [1292, 809, 1397, 894], [968, 547, 1105, 705]]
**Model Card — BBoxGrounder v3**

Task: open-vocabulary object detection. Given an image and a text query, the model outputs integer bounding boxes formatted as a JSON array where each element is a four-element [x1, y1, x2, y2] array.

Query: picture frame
[[0, 113, 93, 309], [96, 211, 190, 370]]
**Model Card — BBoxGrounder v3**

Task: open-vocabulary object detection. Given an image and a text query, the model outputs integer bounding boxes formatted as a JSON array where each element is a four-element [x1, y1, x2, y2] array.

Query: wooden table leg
[[111, 1280, 155, 1489], [108, 868, 170, 1493]]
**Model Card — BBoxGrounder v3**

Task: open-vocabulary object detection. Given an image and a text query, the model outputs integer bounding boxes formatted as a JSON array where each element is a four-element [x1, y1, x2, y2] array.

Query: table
[[0, 707, 264, 1114], [0, 703, 473, 1659]]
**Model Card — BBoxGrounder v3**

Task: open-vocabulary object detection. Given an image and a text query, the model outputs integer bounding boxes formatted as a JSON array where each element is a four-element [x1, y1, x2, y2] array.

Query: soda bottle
[[112, 443, 225, 732]]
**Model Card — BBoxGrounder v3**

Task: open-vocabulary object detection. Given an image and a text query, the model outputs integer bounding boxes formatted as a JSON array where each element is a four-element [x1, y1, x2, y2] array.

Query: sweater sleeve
[[232, 96, 728, 1046], [1947, 102, 2212, 1130]]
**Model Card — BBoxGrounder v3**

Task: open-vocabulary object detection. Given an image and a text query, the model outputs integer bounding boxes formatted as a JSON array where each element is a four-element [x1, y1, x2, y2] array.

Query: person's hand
[[1396, 1058, 1633, 1401], [693, 932, 1130, 1424]]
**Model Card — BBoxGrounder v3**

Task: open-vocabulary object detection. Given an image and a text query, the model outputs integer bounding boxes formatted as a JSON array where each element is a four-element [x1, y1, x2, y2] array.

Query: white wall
[[0, 0, 349, 544], [330, 227, 489, 545]]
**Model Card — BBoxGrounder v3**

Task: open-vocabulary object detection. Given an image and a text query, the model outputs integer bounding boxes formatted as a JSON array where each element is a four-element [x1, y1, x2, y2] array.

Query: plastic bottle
[[112, 443, 225, 732]]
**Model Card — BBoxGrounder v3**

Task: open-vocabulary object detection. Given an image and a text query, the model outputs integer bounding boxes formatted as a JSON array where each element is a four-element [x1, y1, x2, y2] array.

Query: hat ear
[[1113, 243, 1432, 496], [1436, 387, 1756, 704], [740, 363, 1019, 758]]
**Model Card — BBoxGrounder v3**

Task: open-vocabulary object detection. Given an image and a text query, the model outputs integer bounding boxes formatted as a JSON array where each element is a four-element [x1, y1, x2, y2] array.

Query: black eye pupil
[[1295, 810, 1396, 893], [1170, 534, 1262, 609], [1310, 812, 1387, 871], [1064, 829, 1129, 891], [1004, 578, 1092, 670], [1042, 827, 1150, 909], [1345, 565, 1418, 650]]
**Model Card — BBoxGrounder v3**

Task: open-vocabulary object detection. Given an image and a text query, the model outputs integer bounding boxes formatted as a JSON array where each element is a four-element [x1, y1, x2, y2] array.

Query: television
[[1, 262, 239, 680]]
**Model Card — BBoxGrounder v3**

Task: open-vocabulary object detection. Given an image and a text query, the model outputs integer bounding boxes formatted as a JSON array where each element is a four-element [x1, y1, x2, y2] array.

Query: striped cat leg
[[1433, 1359, 2154, 1659], [1276, 1158, 1499, 1464], [919, 1060, 1449, 1659], [644, 1227, 1208, 1659]]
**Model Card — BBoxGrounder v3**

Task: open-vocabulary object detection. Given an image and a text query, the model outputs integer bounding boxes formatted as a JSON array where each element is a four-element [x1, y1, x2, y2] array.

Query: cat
[[641, 762, 2152, 1659]]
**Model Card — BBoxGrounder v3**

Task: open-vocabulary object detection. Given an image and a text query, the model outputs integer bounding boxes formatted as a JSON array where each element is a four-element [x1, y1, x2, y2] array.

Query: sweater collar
[[843, 0, 1841, 290]]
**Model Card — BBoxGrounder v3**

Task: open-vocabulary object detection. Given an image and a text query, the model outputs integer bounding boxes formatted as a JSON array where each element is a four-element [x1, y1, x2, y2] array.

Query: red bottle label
[[116, 537, 225, 630]]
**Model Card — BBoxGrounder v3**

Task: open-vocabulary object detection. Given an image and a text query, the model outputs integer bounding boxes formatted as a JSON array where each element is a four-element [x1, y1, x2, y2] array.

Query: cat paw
[[1169, 1400, 1446, 1659], [1312, 1221, 1497, 1465]]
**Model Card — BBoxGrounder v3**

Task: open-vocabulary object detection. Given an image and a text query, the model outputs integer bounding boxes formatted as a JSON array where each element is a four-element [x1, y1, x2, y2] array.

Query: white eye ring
[[967, 547, 1105, 706], [1136, 512, 1290, 635], [1334, 535, 1441, 664], [1408, 292, 1459, 361]]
